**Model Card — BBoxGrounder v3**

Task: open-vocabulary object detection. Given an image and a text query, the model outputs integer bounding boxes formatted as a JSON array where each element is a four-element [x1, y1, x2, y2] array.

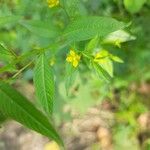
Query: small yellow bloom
[[66, 49, 81, 68], [47, 0, 59, 8]]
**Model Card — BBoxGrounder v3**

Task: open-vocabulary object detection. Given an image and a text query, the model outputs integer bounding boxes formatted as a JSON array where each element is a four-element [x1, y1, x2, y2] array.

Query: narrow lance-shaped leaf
[[0, 82, 63, 146], [34, 54, 55, 116], [64, 16, 127, 42]]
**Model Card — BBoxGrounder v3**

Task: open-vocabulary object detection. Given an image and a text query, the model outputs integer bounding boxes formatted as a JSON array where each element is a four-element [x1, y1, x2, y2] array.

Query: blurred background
[[0, 0, 150, 150]]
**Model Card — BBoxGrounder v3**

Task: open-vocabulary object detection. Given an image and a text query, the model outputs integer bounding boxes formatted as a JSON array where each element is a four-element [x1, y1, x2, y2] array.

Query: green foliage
[[0, 44, 17, 73], [21, 20, 60, 38], [64, 16, 127, 42], [0, 0, 149, 148], [0, 82, 63, 146], [113, 125, 139, 150], [0, 16, 20, 28], [0, 111, 6, 124], [65, 63, 78, 95], [0, 44, 13, 62], [93, 62, 112, 82], [85, 36, 99, 54], [124, 0, 147, 13], [34, 53, 55, 116], [68, 81, 96, 114], [111, 55, 124, 63], [102, 30, 136, 46], [62, 0, 86, 18]]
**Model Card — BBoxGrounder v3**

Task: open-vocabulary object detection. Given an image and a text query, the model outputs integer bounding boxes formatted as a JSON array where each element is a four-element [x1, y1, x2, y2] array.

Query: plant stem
[[12, 61, 33, 79]]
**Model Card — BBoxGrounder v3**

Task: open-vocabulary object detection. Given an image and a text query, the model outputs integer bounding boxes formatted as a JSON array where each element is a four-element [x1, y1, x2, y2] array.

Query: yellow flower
[[66, 49, 81, 68], [47, 0, 59, 8]]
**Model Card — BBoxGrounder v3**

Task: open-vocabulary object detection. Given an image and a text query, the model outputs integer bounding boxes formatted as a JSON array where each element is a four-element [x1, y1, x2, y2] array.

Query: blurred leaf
[[62, 0, 87, 18], [65, 63, 77, 95], [85, 36, 99, 54], [93, 62, 111, 82], [99, 58, 114, 77], [91, 143, 101, 150], [114, 125, 140, 150], [111, 55, 124, 63], [0, 16, 20, 28], [0, 64, 16, 74], [144, 139, 150, 150], [0, 44, 13, 61], [34, 54, 55, 116], [0, 111, 6, 124], [0, 44, 16, 73], [0, 82, 63, 146], [69, 81, 95, 114], [53, 88, 72, 126], [124, 0, 147, 13], [103, 30, 136, 45], [20, 20, 59, 38], [64, 16, 127, 42]]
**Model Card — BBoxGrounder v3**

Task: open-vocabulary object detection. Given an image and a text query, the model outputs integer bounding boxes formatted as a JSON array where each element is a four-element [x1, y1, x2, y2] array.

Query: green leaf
[[85, 36, 99, 54], [62, 0, 87, 18], [111, 55, 124, 63], [0, 111, 7, 124], [20, 20, 59, 38], [34, 54, 55, 116], [0, 82, 63, 146], [0, 44, 13, 61], [0, 64, 16, 74], [65, 63, 77, 95], [0, 44, 17, 74], [69, 82, 95, 114], [93, 50, 113, 77], [102, 30, 136, 45], [64, 16, 127, 42], [99, 58, 114, 77], [124, 0, 147, 13], [0, 16, 20, 28], [93, 62, 111, 82]]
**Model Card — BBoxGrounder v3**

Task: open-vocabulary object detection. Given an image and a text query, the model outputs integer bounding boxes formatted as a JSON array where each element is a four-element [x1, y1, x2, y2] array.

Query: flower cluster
[[66, 49, 81, 68], [47, 0, 59, 8]]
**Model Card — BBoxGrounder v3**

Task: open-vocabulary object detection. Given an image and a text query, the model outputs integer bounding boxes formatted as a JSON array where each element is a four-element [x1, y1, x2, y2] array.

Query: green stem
[[12, 61, 33, 79]]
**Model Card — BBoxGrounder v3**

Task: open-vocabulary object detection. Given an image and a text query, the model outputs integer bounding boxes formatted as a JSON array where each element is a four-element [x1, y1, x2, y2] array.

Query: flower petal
[[73, 60, 78, 67], [66, 56, 73, 62]]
